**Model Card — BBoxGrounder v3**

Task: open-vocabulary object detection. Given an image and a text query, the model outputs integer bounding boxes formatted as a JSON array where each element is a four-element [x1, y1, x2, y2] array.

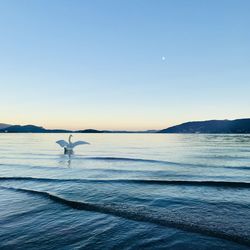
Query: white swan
[[56, 135, 90, 154]]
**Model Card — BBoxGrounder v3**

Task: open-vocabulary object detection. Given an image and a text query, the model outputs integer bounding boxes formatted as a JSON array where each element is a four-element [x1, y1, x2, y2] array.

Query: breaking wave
[[1, 186, 249, 247]]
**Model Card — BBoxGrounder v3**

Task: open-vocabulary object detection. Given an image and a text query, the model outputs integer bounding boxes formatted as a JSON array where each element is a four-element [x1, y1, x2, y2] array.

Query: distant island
[[159, 118, 250, 134], [0, 124, 156, 134], [0, 125, 103, 133], [1, 118, 250, 133]]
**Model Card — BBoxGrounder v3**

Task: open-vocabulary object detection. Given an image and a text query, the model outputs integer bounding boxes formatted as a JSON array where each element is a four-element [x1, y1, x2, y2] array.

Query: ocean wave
[[0, 176, 250, 188], [81, 156, 173, 164], [0, 185, 249, 247], [76, 156, 250, 170], [1, 156, 249, 171]]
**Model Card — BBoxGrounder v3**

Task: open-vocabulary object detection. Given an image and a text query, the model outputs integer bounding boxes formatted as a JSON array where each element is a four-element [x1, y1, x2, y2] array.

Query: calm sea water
[[0, 133, 250, 249]]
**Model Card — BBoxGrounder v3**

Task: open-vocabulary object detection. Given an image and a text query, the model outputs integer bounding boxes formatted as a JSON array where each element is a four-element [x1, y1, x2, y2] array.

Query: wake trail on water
[[0, 185, 249, 247], [0, 176, 250, 188]]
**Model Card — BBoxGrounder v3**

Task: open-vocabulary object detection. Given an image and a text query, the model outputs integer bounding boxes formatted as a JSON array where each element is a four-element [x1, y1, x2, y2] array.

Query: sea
[[0, 133, 249, 249]]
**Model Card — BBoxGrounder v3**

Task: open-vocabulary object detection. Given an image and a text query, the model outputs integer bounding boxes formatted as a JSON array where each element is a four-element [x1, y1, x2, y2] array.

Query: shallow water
[[0, 133, 249, 249]]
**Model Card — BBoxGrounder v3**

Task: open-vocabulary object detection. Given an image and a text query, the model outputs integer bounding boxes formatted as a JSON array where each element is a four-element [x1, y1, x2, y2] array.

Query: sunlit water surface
[[0, 133, 250, 249]]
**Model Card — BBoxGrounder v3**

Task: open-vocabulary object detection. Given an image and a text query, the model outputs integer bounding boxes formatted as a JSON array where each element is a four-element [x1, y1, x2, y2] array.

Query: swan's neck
[[69, 135, 72, 144]]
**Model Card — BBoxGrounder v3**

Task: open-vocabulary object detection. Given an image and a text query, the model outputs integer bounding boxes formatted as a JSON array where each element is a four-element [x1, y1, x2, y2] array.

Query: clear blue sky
[[0, 0, 249, 130]]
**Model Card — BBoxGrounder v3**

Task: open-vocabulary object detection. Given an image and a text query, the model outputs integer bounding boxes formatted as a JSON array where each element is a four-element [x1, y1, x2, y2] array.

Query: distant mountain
[[2, 125, 46, 133], [0, 123, 11, 130], [0, 125, 71, 133], [159, 119, 250, 133], [0, 125, 153, 133]]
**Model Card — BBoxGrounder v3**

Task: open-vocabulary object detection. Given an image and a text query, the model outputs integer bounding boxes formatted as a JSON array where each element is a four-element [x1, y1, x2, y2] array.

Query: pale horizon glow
[[0, 0, 249, 130]]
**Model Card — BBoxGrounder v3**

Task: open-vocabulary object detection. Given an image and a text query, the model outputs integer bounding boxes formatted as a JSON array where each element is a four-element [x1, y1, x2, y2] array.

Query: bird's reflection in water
[[58, 152, 73, 168]]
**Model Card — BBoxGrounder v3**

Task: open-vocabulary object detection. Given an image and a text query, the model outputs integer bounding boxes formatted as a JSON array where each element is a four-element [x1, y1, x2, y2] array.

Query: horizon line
[[2, 117, 250, 132]]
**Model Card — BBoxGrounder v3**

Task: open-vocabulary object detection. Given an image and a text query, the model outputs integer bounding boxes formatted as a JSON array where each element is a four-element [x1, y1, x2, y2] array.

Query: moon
[[161, 56, 166, 61]]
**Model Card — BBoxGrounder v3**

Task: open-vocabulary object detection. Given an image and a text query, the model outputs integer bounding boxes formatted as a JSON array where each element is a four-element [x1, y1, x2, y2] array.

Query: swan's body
[[56, 135, 89, 154]]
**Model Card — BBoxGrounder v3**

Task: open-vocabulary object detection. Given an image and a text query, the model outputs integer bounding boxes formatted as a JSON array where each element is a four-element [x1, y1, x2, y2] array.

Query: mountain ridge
[[158, 118, 250, 133], [0, 125, 154, 133]]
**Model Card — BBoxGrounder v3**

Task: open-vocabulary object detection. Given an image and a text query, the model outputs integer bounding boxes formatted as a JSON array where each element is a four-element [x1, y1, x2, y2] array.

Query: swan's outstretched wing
[[56, 140, 69, 148], [71, 140, 90, 148]]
